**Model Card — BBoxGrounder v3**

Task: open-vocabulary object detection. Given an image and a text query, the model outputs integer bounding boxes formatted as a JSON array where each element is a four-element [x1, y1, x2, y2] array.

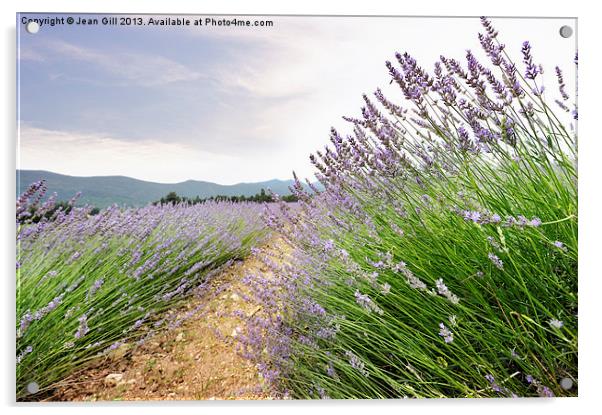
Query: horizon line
[[15, 168, 315, 187]]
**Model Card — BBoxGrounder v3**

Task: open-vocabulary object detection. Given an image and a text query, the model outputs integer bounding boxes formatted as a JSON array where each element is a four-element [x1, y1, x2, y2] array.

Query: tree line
[[154, 188, 298, 205]]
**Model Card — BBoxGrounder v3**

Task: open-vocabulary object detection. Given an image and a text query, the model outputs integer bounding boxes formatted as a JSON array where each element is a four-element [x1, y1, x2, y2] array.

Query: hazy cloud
[[27, 39, 207, 86], [18, 124, 307, 184], [18, 15, 576, 183]]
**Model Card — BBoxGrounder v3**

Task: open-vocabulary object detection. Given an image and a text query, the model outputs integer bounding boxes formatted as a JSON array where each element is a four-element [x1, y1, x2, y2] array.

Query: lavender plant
[[243, 17, 577, 398], [16, 184, 268, 399]]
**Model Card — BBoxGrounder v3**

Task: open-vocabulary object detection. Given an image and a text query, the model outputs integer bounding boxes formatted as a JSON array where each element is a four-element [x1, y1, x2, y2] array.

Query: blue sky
[[17, 14, 576, 184]]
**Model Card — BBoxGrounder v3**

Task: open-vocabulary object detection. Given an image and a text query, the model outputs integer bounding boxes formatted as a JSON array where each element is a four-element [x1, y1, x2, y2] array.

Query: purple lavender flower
[[522, 41, 540, 80], [16, 345, 33, 365], [303, 298, 326, 316], [354, 290, 383, 314], [526, 375, 556, 397], [87, 278, 104, 299], [316, 325, 339, 340], [18, 311, 33, 336], [555, 66, 569, 101], [463, 210, 481, 223], [323, 239, 335, 251], [438, 322, 454, 343], [345, 350, 369, 377], [317, 386, 330, 400], [435, 278, 449, 295], [469, 211, 481, 223], [488, 253, 504, 270], [132, 312, 151, 330], [540, 386, 555, 397], [107, 341, 123, 352], [485, 374, 503, 393], [74, 315, 89, 339], [326, 361, 338, 379], [435, 278, 459, 304]]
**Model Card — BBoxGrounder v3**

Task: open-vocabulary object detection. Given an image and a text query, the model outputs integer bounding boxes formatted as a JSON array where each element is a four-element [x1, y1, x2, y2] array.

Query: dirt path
[[51, 235, 287, 401]]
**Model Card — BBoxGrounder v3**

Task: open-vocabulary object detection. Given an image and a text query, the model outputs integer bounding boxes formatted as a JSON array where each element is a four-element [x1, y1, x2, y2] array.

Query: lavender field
[[16, 17, 577, 400], [16, 183, 269, 398]]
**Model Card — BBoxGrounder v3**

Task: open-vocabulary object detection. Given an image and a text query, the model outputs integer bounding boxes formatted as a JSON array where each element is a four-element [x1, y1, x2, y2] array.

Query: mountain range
[[17, 170, 313, 208]]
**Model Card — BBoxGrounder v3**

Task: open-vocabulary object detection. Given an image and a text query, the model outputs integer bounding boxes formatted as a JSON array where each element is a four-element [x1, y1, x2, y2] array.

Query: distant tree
[[152, 189, 302, 206], [282, 194, 299, 203], [163, 191, 181, 204]]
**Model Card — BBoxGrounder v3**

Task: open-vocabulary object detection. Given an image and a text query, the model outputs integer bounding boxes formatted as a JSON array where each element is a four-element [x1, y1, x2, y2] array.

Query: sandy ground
[[50, 235, 286, 401]]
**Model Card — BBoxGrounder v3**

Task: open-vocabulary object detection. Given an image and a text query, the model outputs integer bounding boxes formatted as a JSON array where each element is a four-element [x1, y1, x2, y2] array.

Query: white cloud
[[18, 124, 233, 183], [29, 39, 206, 86], [17, 124, 310, 184]]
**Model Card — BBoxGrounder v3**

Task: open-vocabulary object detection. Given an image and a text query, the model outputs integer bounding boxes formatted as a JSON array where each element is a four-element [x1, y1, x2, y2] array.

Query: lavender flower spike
[[345, 350, 369, 377], [488, 253, 504, 270], [438, 322, 454, 343], [522, 41, 540, 80]]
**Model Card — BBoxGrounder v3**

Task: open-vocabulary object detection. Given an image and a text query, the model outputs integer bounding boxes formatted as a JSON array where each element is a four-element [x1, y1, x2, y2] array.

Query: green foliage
[[154, 189, 299, 205], [285, 147, 577, 398]]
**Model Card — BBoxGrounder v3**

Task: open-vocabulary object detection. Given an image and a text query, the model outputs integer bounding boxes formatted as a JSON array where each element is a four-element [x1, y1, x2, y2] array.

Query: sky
[[17, 14, 577, 184]]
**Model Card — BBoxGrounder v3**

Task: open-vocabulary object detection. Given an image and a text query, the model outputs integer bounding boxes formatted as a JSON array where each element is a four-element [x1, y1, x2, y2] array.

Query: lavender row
[[16, 182, 269, 398], [236, 17, 577, 398]]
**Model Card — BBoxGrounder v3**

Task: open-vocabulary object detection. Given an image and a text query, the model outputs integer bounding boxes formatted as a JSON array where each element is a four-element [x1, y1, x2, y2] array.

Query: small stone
[[230, 293, 240, 301], [104, 373, 123, 386], [560, 377, 573, 390], [175, 332, 185, 342]]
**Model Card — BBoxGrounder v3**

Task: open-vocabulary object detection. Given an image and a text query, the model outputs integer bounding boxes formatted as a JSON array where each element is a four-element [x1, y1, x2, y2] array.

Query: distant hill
[[16, 170, 317, 208]]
